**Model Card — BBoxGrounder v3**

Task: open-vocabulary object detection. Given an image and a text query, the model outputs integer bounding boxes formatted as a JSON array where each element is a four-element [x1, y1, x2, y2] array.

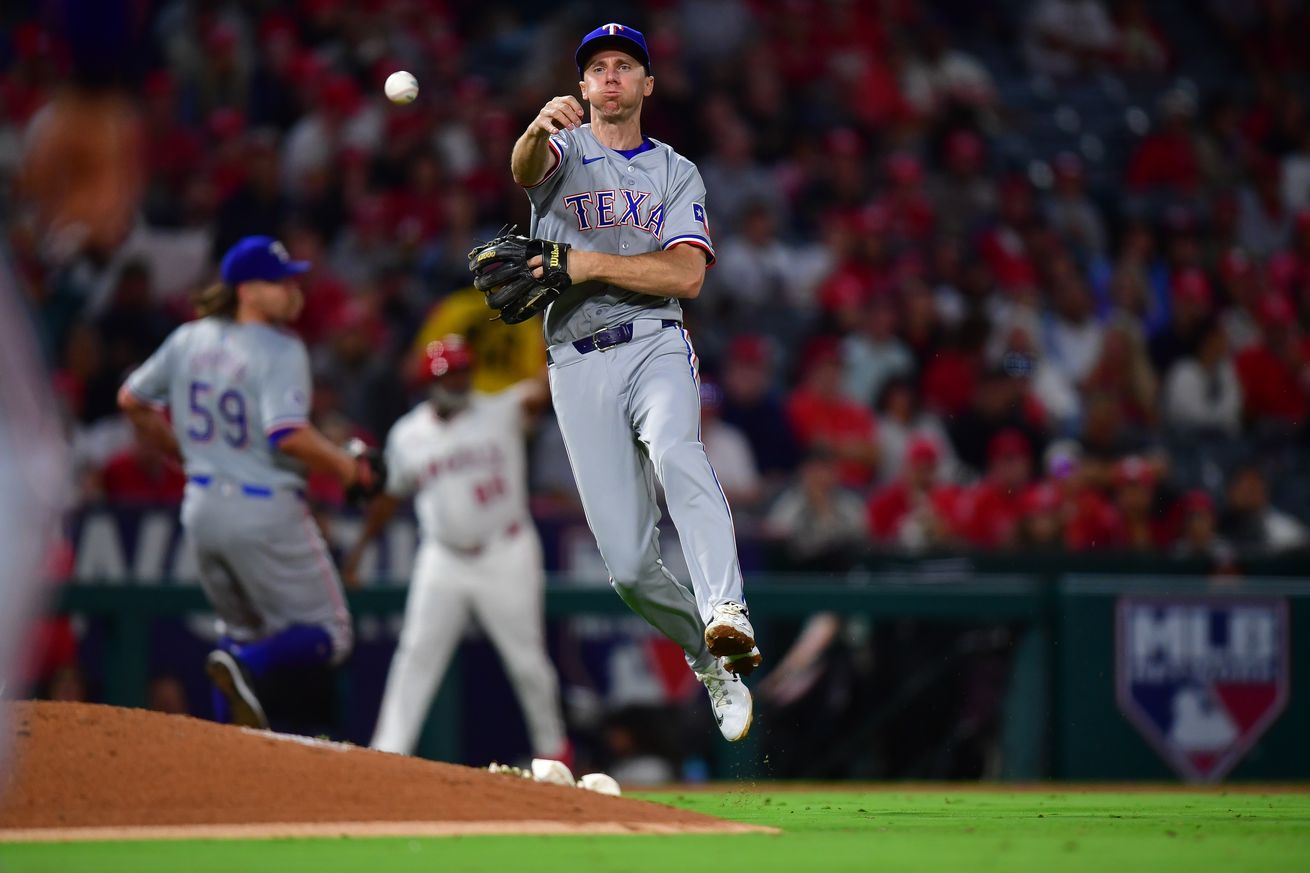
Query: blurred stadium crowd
[[7, 0, 1310, 571]]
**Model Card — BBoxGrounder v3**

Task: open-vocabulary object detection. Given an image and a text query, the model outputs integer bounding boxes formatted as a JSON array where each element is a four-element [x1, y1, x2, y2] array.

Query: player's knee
[[608, 568, 646, 600], [653, 441, 709, 482]]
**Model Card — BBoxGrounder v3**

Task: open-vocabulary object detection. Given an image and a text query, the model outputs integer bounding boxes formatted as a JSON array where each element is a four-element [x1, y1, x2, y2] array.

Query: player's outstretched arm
[[341, 493, 401, 589], [116, 386, 180, 459], [276, 426, 370, 490], [511, 96, 584, 188], [533, 243, 706, 300]]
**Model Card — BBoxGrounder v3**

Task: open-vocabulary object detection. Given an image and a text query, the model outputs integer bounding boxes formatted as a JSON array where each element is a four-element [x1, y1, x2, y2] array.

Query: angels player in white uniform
[[344, 336, 568, 761]]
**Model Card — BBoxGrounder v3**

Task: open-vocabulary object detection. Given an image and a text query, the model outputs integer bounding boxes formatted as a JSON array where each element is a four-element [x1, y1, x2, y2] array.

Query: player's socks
[[210, 636, 237, 722], [210, 686, 231, 723], [237, 624, 334, 678]]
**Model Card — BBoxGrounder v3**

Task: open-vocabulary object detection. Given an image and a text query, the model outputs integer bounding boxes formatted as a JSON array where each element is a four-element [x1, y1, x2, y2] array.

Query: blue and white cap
[[576, 23, 651, 77], [220, 235, 311, 285]]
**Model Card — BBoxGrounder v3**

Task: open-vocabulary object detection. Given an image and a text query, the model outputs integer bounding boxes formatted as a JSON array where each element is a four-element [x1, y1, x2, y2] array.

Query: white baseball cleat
[[704, 602, 762, 675], [697, 660, 753, 742], [206, 650, 269, 730]]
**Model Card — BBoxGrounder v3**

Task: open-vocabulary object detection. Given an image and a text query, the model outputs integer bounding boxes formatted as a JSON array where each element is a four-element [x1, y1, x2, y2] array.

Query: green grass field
[[3, 788, 1307, 873]]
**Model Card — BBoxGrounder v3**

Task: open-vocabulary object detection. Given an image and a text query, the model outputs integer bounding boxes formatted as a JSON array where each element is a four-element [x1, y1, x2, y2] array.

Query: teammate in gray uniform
[[510, 23, 761, 741], [118, 235, 380, 730]]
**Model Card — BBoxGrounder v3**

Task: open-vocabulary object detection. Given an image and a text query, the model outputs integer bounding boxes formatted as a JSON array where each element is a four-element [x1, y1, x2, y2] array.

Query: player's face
[[579, 50, 653, 122], [240, 278, 303, 325], [430, 369, 473, 417]]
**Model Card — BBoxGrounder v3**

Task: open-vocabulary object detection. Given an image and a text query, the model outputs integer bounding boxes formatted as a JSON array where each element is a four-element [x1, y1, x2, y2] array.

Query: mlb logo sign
[[1116, 597, 1289, 782]]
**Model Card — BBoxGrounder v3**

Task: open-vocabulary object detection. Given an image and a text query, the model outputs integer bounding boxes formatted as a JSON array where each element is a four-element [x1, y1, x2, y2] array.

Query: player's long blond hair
[[192, 281, 236, 318]]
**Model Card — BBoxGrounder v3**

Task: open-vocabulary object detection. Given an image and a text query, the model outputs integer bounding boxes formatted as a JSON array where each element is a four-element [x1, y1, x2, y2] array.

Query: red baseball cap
[[728, 334, 769, 366], [1172, 269, 1212, 307], [907, 436, 940, 466], [988, 429, 1031, 463], [423, 335, 473, 380]]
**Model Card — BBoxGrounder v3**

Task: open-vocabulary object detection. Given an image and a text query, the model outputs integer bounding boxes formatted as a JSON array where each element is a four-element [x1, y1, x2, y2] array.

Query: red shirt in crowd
[[1234, 340, 1310, 426], [867, 480, 961, 543], [786, 388, 879, 488], [953, 480, 1027, 548], [101, 449, 186, 504]]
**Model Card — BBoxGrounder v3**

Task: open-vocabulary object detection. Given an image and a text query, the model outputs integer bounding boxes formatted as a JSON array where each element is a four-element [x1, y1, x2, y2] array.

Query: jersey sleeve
[[383, 421, 417, 497], [659, 161, 716, 265], [523, 130, 576, 210], [260, 339, 312, 444], [122, 330, 177, 408]]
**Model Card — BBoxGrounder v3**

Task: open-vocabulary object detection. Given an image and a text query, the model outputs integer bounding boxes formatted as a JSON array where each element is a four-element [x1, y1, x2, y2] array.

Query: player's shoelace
[[700, 672, 735, 710], [715, 602, 748, 619]]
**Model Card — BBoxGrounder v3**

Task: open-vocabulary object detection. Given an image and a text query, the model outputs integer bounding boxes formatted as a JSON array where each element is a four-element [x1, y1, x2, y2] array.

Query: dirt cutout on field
[[0, 702, 770, 841]]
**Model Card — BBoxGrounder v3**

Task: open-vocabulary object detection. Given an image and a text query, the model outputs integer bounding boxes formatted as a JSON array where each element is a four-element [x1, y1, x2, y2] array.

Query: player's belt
[[550, 318, 680, 364], [188, 474, 275, 499]]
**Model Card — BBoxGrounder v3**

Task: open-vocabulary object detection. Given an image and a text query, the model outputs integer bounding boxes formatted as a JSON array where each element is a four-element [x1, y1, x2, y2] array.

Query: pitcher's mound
[[0, 702, 770, 841]]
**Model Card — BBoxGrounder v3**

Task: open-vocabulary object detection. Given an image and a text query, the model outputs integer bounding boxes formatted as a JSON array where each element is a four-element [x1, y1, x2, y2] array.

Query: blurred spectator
[[1111, 0, 1170, 72], [1220, 464, 1309, 552], [947, 365, 1047, 476], [786, 341, 880, 488], [708, 201, 826, 328], [1016, 481, 1067, 548], [698, 380, 763, 512], [841, 294, 913, 409], [954, 430, 1036, 549], [99, 438, 185, 505], [1045, 258, 1104, 388], [874, 377, 959, 484], [1234, 293, 1309, 429], [764, 450, 868, 571], [901, 27, 997, 115], [867, 436, 961, 551], [1173, 489, 1231, 560], [698, 120, 782, 237], [212, 133, 288, 258], [1237, 156, 1293, 258], [1150, 268, 1215, 373], [1109, 455, 1166, 550], [1082, 315, 1158, 428], [1163, 317, 1243, 436], [1126, 88, 1201, 196], [719, 335, 801, 480], [1024, 0, 1118, 77], [1044, 152, 1107, 259], [928, 131, 996, 240]]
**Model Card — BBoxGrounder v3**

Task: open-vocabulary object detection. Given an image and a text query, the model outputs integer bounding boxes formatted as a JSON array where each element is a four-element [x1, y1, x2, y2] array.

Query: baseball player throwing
[[117, 236, 384, 730], [343, 336, 568, 761], [469, 23, 760, 741]]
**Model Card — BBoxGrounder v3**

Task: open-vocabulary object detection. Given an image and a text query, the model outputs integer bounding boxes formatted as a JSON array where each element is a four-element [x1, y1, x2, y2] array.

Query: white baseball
[[384, 71, 419, 105], [577, 773, 621, 797]]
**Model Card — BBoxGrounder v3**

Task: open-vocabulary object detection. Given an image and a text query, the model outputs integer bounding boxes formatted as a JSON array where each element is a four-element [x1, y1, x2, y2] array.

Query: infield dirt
[[0, 702, 769, 840]]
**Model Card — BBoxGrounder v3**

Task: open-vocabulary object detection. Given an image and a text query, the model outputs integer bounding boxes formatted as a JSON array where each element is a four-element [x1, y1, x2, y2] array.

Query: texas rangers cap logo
[[1116, 596, 1289, 782]]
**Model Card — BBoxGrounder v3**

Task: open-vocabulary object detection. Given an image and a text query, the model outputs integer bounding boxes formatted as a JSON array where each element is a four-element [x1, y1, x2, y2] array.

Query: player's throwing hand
[[531, 96, 585, 136]]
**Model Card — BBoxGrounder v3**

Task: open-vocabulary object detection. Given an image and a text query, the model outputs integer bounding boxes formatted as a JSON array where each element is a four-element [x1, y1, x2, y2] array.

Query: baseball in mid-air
[[384, 71, 419, 105]]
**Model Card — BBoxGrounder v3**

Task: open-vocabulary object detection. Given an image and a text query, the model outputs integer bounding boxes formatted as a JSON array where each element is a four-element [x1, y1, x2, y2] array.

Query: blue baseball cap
[[576, 23, 650, 77], [220, 236, 310, 285]]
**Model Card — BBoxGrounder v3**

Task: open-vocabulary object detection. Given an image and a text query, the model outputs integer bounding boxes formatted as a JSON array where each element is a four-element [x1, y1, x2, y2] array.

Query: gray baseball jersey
[[524, 122, 744, 676], [124, 319, 313, 488], [125, 317, 350, 657], [526, 124, 715, 345]]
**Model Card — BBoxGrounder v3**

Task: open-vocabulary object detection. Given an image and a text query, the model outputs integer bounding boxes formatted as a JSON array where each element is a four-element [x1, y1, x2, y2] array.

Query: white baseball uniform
[[0, 264, 68, 771], [370, 383, 566, 759]]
